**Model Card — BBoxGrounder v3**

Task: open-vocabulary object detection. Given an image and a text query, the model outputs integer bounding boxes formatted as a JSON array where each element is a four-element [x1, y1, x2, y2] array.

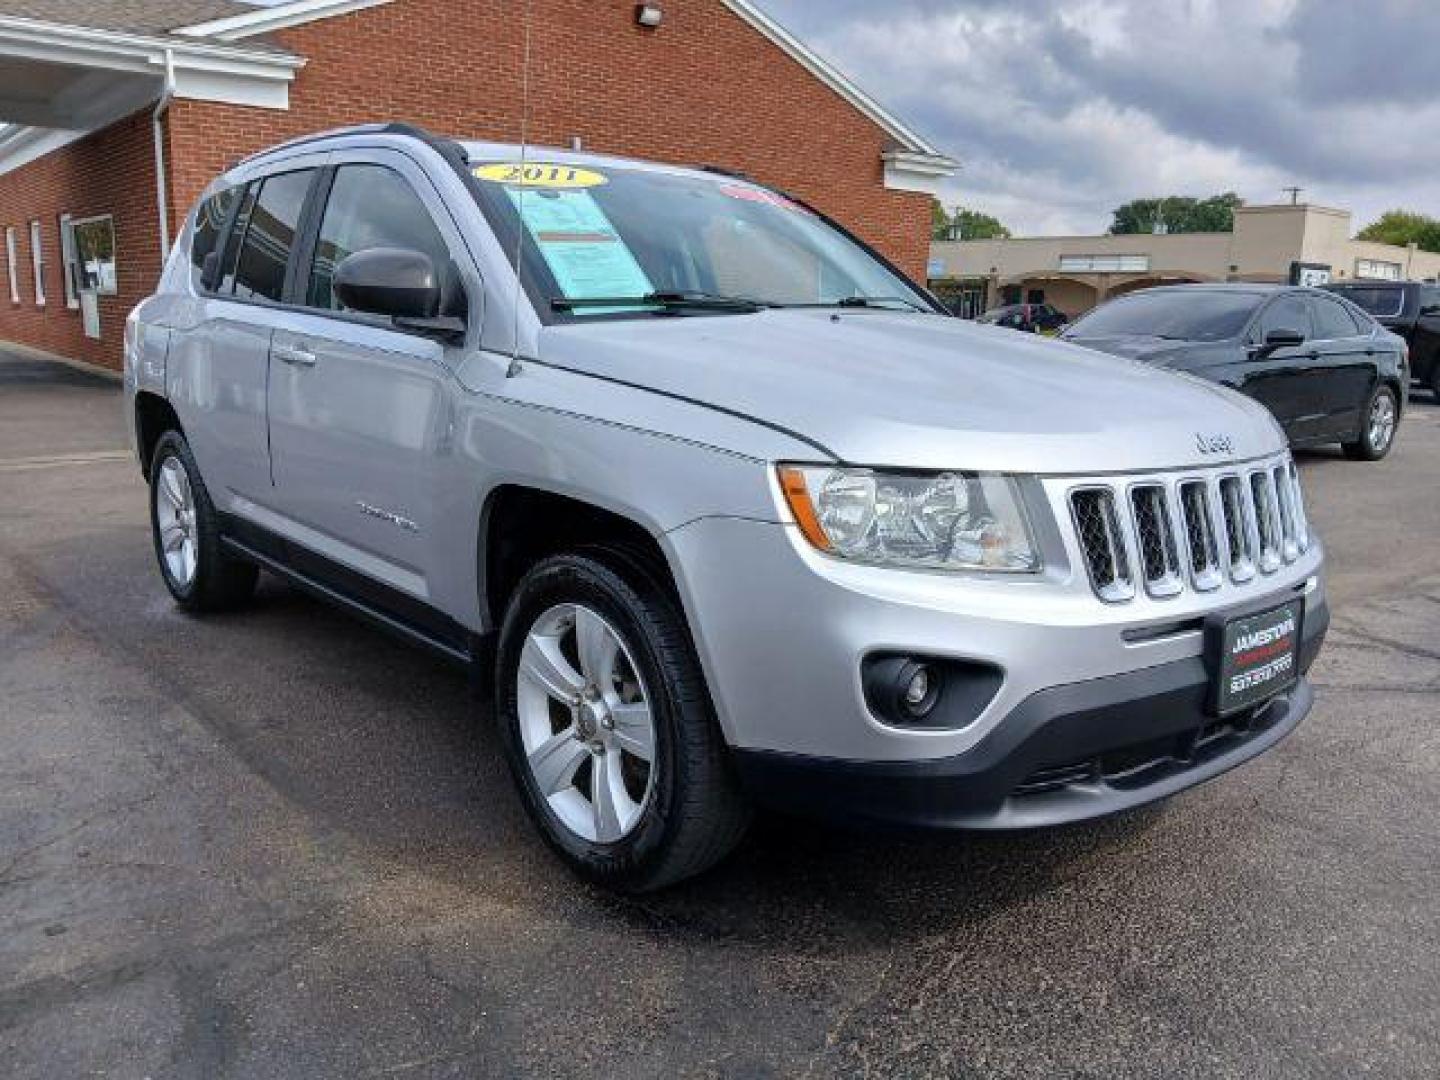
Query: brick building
[[0, 0, 953, 369]]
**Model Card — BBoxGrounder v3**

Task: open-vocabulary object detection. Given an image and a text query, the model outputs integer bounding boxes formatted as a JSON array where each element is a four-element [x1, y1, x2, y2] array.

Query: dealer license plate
[[1213, 600, 1302, 716]]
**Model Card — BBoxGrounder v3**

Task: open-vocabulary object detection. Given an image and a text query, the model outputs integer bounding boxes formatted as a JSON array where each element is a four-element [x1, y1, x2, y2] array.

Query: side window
[[1257, 295, 1312, 341], [1310, 296, 1358, 340], [190, 185, 242, 290], [306, 164, 454, 311], [231, 170, 314, 303], [1420, 286, 1440, 315]]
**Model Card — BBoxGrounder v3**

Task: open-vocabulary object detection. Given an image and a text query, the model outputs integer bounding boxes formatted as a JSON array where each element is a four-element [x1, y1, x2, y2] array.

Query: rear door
[[1238, 293, 1318, 441], [266, 149, 473, 608], [167, 164, 321, 513], [1305, 293, 1378, 440], [1415, 285, 1440, 388]]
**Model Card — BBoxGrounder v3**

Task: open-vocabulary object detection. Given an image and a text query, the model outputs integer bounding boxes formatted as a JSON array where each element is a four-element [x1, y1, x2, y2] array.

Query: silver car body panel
[[125, 128, 1324, 768]]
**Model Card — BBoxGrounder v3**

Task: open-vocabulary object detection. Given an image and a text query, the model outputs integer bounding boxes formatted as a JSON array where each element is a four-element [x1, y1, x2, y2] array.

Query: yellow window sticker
[[473, 163, 608, 189]]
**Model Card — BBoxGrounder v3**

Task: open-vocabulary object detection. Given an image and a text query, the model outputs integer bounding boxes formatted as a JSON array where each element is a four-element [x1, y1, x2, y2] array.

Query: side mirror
[[333, 247, 441, 320], [1253, 327, 1305, 357]]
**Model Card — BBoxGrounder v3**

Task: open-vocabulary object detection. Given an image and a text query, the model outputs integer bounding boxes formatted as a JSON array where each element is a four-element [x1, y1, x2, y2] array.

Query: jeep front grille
[[1068, 455, 1310, 603]]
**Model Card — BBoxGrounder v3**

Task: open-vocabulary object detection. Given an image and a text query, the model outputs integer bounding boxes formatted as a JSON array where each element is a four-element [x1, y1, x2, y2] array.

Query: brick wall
[[168, 0, 931, 276], [0, 110, 164, 369], [1, 0, 932, 370]]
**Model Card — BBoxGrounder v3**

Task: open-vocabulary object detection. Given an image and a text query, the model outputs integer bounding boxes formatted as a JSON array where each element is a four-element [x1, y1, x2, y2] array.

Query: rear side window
[[1332, 285, 1404, 318], [1257, 295, 1313, 340], [189, 185, 241, 289], [231, 170, 314, 303], [305, 164, 453, 311], [1310, 295, 1359, 340]]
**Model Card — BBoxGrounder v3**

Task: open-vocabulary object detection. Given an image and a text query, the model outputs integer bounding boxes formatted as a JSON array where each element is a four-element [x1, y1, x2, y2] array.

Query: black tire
[[1341, 384, 1399, 461], [1429, 363, 1440, 402], [495, 551, 750, 891], [148, 430, 258, 612]]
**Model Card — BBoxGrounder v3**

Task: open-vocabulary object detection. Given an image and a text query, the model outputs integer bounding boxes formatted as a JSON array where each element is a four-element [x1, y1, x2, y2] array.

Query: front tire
[[148, 431, 258, 611], [1342, 384, 1399, 461], [495, 552, 749, 891]]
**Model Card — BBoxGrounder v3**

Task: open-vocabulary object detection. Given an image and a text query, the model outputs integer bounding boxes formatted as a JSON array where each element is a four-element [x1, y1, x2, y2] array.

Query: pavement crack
[[0, 788, 161, 886]]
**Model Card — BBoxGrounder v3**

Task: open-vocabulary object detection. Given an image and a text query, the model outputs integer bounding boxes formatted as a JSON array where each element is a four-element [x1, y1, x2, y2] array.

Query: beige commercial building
[[928, 203, 1440, 319]]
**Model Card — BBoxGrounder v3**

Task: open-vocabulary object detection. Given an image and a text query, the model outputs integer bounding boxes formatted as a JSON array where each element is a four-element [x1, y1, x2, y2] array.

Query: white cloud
[[756, 0, 1440, 236]]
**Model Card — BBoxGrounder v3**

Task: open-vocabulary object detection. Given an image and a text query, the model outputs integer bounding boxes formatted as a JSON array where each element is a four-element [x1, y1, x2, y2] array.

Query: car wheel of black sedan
[[1342, 384, 1399, 462]]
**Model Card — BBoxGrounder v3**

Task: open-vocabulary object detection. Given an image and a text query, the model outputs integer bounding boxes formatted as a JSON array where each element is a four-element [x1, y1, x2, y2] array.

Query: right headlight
[[777, 465, 1040, 573]]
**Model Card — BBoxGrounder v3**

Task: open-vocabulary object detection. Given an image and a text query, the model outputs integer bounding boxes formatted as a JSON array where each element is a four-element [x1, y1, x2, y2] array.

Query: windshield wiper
[[551, 291, 771, 313], [788, 295, 931, 313]]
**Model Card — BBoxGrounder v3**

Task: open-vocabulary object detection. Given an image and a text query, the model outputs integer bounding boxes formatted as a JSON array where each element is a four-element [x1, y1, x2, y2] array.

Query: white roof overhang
[[0, 15, 303, 175]]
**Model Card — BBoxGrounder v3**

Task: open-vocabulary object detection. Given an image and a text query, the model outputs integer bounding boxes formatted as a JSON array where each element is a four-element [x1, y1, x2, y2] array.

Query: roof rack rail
[[234, 122, 469, 169]]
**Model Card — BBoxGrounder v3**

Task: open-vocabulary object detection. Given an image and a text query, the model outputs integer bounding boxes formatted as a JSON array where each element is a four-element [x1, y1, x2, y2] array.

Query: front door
[[1237, 293, 1320, 442], [266, 152, 471, 608]]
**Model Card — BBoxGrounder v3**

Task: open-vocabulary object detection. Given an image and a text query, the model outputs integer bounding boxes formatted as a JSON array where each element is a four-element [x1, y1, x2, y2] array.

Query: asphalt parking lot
[[2, 344, 1438, 1079]]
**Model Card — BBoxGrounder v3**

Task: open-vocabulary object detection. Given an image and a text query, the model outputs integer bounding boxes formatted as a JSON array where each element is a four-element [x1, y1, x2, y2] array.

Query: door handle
[[275, 343, 317, 367]]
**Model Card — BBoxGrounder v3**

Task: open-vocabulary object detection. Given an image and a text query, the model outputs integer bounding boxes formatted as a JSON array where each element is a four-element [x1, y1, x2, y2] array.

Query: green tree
[[932, 202, 1011, 240], [1110, 193, 1243, 235], [931, 199, 952, 240], [1357, 210, 1440, 253]]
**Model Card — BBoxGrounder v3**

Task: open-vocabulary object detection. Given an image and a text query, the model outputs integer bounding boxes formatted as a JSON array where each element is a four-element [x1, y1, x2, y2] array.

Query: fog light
[[903, 666, 931, 710]]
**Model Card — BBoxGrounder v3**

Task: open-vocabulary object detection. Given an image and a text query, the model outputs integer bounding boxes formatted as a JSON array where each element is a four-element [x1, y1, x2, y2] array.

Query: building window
[[65, 215, 119, 297], [59, 214, 77, 308], [30, 220, 44, 305], [4, 227, 17, 304], [1355, 258, 1401, 281], [1058, 253, 1150, 273]]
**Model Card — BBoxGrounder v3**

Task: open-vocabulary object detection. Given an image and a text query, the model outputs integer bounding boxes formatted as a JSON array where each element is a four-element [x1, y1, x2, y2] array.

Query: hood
[[538, 310, 1285, 473]]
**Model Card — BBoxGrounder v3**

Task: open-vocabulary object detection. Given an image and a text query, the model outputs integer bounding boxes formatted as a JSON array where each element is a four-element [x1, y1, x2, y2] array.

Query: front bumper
[[732, 595, 1328, 829]]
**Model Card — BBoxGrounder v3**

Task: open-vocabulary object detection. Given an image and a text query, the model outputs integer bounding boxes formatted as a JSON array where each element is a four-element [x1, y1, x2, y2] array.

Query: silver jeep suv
[[125, 125, 1328, 890]]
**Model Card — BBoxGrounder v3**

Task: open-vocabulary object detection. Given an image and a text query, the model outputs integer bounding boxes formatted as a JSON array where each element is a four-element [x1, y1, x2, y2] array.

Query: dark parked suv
[[1062, 284, 1408, 461], [1323, 281, 1440, 399]]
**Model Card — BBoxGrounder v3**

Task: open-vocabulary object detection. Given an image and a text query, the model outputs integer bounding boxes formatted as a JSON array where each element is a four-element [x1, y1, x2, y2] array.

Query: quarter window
[[190, 185, 242, 291], [231, 170, 314, 303], [306, 164, 453, 311]]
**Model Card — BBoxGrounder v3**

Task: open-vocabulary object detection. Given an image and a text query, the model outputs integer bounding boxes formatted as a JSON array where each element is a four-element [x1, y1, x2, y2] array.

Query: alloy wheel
[[1368, 392, 1396, 453], [515, 603, 657, 843], [155, 456, 198, 588]]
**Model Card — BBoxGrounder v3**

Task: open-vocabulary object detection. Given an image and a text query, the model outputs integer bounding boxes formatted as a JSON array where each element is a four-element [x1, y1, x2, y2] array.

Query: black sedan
[[977, 302, 1068, 334], [1061, 284, 1409, 461]]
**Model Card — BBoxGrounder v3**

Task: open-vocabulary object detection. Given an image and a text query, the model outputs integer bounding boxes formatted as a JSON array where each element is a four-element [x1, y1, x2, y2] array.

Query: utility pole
[[1282, 186, 1303, 206]]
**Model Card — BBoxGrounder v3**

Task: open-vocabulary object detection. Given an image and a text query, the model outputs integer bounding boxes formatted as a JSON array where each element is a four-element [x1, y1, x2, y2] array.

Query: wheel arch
[[477, 484, 685, 634], [134, 391, 183, 478]]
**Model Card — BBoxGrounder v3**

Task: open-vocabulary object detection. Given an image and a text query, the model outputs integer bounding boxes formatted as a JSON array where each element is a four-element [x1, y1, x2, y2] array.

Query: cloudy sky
[[756, 0, 1438, 237]]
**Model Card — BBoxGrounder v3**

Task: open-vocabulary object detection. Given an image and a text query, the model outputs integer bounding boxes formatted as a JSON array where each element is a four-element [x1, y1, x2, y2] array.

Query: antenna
[[507, 0, 536, 378], [1282, 186, 1303, 206]]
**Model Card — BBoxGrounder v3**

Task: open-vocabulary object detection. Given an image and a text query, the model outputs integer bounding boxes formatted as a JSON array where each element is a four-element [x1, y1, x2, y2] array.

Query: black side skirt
[[218, 513, 479, 668]]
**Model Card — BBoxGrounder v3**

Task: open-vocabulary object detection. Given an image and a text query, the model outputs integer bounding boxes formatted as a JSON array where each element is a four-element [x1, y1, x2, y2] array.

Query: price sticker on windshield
[[473, 163, 608, 189]]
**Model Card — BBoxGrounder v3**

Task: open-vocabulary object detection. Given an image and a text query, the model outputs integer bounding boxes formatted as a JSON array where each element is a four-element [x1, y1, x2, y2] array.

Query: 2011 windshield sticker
[[473, 163, 608, 189]]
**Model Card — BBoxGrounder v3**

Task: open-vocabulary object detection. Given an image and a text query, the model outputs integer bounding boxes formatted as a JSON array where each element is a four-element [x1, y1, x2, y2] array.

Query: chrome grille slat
[[1070, 488, 1134, 602], [1216, 475, 1256, 583], [1250, 470, 1283, 573], [1178, 480, 1223, 591], [1068, 454, 1309, 603], [1129, 484, 1183, 598]]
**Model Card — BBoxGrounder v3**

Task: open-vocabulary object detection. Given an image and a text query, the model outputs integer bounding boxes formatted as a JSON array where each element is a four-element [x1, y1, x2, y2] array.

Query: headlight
[[777, 465, 1040, 572]]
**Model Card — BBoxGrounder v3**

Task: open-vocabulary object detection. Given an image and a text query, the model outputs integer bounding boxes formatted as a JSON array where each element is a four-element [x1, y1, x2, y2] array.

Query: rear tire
[[1341, 384, 1398, 461], [148, 431, 258, 612], [495, 551, 750, 891]]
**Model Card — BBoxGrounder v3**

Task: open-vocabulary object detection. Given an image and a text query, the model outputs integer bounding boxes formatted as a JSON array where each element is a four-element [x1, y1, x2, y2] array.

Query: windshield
[[1327, 285, 1404, 318], [465, 159, 933, 319], [1067, 290, 1262, 341]]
